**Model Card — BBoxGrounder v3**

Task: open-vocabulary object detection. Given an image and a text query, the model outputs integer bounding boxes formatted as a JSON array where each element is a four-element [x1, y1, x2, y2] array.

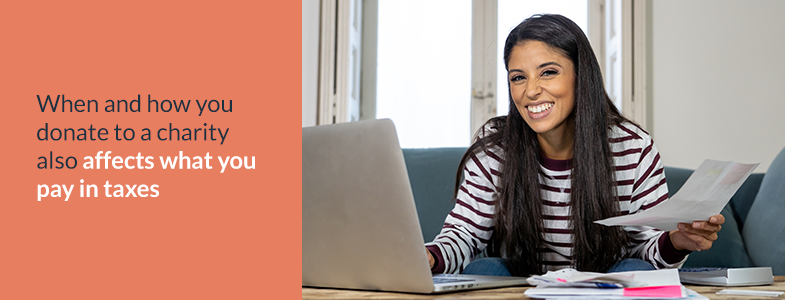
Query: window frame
[[312, 0, 649, 142]]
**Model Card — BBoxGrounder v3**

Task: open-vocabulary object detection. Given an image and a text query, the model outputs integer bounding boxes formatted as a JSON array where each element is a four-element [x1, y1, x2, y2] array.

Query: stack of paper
[[524, 269, 708, 299], [526, 268, 637, 288]]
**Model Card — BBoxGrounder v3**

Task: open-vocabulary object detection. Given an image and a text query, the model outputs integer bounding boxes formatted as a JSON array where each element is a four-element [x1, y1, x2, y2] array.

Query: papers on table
[[525, 267, 683, 287], [524, 268, 708, 299], [523, 288, 708, 300], [595, 159, 758, 231]]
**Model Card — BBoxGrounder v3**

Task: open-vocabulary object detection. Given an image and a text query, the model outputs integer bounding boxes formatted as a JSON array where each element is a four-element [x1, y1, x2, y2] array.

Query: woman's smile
[[525, 101, 554, 119]]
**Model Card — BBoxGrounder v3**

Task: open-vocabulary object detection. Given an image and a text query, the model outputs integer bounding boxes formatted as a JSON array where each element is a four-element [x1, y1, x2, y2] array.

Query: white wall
[[650, 0, 785, 172], [302, 0, 320, 127]]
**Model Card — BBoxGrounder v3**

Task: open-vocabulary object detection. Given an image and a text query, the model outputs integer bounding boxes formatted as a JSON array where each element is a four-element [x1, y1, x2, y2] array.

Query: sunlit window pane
[[376, 0, 472, 148]]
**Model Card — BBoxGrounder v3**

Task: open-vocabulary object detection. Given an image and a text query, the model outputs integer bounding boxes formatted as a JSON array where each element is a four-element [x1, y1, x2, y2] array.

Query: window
[[375, 0, 472, 148], [308, 1, 613, 147], [307, 1, 645, 143]]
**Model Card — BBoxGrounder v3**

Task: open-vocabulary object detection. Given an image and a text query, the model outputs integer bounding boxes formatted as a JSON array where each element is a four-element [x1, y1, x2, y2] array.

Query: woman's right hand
[[426, 248, 435, 269]]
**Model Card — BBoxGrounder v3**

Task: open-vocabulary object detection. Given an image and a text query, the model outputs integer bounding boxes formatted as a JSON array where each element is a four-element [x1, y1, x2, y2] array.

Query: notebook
[[678, 267, 774, 286], [302, 119, 529, 294]]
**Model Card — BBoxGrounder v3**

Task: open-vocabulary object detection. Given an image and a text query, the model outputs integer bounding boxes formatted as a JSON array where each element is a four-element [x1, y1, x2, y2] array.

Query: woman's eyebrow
[[538, 61, 562, 69], [508, 62, 562, 74]]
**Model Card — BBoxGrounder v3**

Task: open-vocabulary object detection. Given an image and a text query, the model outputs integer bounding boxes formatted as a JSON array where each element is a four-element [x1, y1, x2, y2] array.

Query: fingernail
[[678, 224, 686, 230], [693, 222, 700, 229], [710, 217, 717, 223]]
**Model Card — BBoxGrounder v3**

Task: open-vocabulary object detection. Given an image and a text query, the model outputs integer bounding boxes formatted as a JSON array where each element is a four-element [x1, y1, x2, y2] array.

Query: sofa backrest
[[742, 146, 785, 275], [402, 148, 467, 242]]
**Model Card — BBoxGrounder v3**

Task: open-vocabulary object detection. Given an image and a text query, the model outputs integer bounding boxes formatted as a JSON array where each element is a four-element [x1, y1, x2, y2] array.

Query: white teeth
[[527, 103, 552, 113]]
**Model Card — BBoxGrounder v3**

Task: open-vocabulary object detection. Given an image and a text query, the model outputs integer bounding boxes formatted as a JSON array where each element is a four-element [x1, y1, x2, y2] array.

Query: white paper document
[[595, 159, 758, 231], [526, 268, 636, 288]]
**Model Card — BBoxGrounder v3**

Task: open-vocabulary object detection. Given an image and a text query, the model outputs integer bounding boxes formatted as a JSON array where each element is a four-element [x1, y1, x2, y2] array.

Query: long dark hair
[[456, 14, 630, 276]]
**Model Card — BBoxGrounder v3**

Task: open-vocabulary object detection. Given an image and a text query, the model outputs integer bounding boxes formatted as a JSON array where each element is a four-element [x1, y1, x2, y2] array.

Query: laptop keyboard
[[678, 267, 728, 272], [433, 275, 477, 284]]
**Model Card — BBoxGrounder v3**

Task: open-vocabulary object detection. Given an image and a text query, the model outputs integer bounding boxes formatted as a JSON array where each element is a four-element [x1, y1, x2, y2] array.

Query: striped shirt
[[426, 122, 690, 274]]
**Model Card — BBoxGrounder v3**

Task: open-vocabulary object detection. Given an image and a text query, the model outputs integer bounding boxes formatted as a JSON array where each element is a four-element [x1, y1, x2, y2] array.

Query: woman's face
[[507, 40, 575, 137]]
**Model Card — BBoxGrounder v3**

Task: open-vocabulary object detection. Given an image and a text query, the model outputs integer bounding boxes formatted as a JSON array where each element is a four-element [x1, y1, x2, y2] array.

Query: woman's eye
[[510, 75, 525, 82], [542, 70, 558, 76]]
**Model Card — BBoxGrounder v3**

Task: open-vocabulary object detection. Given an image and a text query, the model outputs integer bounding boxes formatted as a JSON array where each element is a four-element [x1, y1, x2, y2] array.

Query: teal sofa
[[402, 146, 785, 275]]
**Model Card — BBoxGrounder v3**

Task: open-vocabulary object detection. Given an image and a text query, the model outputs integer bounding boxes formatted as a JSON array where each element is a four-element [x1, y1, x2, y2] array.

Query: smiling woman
[[424, 14, 727, 277], [374, 0, 588, 148]]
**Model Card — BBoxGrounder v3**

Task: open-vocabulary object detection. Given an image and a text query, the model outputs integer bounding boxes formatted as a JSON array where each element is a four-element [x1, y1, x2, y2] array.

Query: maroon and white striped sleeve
[[623, 134, 690, 269], [425, 149, 500, 274]]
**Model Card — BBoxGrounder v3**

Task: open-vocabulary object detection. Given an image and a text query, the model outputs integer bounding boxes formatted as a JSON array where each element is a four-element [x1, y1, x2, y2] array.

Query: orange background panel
[[0, 1, 300, 299]]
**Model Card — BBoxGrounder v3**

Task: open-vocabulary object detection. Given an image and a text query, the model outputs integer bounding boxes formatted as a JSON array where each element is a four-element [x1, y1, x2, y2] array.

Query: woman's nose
[[525, 79, 542, 100]]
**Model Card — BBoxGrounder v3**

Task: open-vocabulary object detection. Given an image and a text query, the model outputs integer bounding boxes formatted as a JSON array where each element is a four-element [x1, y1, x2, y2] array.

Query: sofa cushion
[[402, 148, 467, 242], [727, 173, 765, 230], [681, 204, 754, 268], [664, 167, 754, 268], [743, 146, 785, 275]]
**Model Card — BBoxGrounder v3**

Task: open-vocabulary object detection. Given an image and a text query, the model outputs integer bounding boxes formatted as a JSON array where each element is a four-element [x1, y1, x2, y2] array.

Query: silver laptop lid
[[302, 119, 435, 293]]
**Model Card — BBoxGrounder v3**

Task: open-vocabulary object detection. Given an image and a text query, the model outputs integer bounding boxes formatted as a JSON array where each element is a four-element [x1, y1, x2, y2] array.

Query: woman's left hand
[[669, 214, 725, 251]]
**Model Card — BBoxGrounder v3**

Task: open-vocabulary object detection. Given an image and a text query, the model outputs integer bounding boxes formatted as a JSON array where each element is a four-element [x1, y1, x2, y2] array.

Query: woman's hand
[[426, 248, 435, 269], [669, 214, 725, 251]]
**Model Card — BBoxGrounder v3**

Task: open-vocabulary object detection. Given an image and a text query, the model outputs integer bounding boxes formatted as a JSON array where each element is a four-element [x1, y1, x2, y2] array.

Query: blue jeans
[[461, 258, 655, 276], [462, 257, 512, 276], [606, 258, 656, 273]]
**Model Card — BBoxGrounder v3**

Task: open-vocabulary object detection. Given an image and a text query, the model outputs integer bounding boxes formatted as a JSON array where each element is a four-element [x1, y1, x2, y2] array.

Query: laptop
[[302, 119, 529, 294]]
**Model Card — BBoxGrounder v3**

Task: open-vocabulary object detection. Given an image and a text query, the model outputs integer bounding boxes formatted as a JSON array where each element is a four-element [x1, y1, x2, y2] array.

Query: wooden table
[[303, 276, 785, 299]]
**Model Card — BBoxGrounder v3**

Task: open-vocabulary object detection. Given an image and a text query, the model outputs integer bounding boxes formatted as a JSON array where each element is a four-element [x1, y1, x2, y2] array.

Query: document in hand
[[594, 159, 759, 231]]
